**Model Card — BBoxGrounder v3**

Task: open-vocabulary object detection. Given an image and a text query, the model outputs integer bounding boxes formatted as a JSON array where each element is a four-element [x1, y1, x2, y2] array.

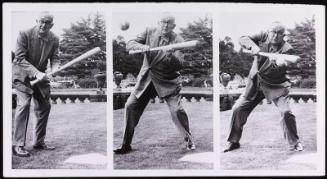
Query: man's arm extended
[[238, 32, 267, 78], [126, 28, 150, 52]]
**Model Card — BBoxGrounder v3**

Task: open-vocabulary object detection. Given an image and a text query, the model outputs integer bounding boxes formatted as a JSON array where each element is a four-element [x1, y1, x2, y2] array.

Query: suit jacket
[[12, 26, 59, 95], [126, 27, 185, 98], [239, 32, 294, 101]]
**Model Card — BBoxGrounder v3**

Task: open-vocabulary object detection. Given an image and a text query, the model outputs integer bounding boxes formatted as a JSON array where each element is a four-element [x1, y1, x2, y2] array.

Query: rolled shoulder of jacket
[[174, 33, 185, 43], [171, 34, 185, 66], [238, 36, 258, 50], [14, 30, 40, 78], [52, 33, 60, 47], [50, 33, 60, 62], [126, 27, 153, 51]]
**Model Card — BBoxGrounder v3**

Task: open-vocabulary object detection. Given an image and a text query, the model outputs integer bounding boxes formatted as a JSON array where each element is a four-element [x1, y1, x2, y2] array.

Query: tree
[[219, 37, 252, 79], [57, 12, 106, 79], [219, 17, 316, 82], [113, 15, 213, 87], [179, 15, 213, 80], [287, 16, 316, 79], [112, 36, 143, 77]]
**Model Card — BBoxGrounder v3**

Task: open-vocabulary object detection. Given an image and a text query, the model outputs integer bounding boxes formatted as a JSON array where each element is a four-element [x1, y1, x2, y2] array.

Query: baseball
[[120, 21, 130, 31]]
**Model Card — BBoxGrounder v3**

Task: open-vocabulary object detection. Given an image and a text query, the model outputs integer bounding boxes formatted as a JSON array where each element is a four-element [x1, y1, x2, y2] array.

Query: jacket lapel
[[147, 29, 161, 65], [150, 30, 174, 67], [32, 27, 53, 68]]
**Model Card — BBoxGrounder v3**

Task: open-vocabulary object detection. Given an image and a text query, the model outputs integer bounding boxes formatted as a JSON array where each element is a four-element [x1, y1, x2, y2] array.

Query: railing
[[12, 90, 316, 111], [12, 92, 106, 108]]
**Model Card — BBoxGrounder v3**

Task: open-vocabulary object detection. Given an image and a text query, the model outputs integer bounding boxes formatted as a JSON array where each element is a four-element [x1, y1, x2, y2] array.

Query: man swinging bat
[[12, 11, 101, 157], [224, 21, 303, 153], [12, 11, 59, 157], [114, 13, 196, 154]]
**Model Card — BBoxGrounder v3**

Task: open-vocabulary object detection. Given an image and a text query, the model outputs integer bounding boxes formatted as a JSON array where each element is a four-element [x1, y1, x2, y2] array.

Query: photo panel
[[2, 2, 325, 178], [10, 10, 107, 169], [218, 6, 321, 171], [112, 11, 214, 170]]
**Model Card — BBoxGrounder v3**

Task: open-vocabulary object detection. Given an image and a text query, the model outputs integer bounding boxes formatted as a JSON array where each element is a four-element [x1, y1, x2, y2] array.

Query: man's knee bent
[[16, 99, 31, 111], [125, 100, 135, 111], [170, 106, 186, 115], [36, 101, 51, 112], [282, 110, 295, 121], [231, 104, 242, 114]]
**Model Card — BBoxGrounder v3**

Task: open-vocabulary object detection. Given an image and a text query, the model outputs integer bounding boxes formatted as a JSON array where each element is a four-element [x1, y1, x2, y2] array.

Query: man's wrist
[[34, 72, 39, 78]]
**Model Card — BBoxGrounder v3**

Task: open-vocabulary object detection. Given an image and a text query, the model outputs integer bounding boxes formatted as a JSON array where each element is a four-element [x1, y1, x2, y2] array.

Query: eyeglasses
[[270, 30, 284, 35], [160, 20, 174, 26], [39, 19, 53, 25]]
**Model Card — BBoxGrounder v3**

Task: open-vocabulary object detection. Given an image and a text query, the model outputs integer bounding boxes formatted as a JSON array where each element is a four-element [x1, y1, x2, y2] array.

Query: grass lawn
[[220, 102, 317, 170], [113, 101, 213, 169], [12, 102, 107, 169]]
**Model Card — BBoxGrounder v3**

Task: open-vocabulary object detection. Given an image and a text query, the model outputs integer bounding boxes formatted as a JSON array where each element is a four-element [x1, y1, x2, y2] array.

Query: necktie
[[159, 36, 169, 46]]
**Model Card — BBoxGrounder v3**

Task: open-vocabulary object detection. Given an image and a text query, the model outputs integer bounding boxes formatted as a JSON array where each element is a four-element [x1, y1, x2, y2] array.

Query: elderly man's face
[[268, 30, 285, 45], [159, 19, 176, 36], [36, 15, 53, 36]]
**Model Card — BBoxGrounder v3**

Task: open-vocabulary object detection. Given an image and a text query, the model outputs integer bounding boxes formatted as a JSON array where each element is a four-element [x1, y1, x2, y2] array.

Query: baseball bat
[[129, 40, 199, 54], [30, 47, 101, 86], [242, 49, 300, 63]]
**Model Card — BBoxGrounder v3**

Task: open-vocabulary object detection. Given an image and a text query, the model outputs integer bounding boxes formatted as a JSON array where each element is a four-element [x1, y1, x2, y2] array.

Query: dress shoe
[[33, 143, 56, 150], [185, 137, 196, 151], [114, 145, 132, 154], [291, 142, 303, 151], [12, 146, 30, 157], [223, 142, 240, 152]]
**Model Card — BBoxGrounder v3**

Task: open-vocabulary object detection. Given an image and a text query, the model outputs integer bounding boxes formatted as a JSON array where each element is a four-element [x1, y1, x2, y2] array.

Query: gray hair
[[269, 21, 285, 34], [37, 11, 54, 23], [159, 12, 175, 24]]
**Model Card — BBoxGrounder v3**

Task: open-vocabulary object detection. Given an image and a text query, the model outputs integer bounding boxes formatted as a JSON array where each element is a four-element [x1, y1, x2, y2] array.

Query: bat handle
[[129, 50, 143, 54], [30, 72, 53, 86], [30, 78, 42, 86]]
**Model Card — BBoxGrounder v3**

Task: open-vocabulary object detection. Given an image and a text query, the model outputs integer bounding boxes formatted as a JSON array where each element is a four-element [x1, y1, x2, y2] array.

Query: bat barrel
[[129, 40, 199, 55]]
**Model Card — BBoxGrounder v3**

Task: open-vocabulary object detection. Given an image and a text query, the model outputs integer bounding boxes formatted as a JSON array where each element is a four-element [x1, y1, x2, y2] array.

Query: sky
[[11, 11, 102, 50], [10, 7, 316, 51], [112, 12, 211, 42], [218, 10, 316, 50]]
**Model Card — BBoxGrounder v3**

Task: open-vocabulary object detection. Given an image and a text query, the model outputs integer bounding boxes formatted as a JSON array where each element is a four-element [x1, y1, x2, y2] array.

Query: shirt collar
[[159, 33, 171, 44], [34, 26, 50, 42], [38, 33, 50, 42]]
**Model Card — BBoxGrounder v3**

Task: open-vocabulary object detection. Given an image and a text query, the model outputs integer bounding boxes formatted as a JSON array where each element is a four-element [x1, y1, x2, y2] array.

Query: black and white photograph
[[10, 11, 107, 169], [112, 11, 214, 169], [218, 7, 321, 170], [2, 2, 325, 178]]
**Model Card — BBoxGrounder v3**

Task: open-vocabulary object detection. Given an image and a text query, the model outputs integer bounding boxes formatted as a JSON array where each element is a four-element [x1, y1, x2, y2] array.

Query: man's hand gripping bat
[[30, 47, 101, 86]]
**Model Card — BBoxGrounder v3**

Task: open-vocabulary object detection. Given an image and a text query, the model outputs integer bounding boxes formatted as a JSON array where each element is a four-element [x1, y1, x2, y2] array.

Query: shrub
[[182, 79, 193, 87], [191, 77, 213, 87], [299, 78, 316, 88], [77, 78, 97, 88], [192, 78, 205, 87]]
